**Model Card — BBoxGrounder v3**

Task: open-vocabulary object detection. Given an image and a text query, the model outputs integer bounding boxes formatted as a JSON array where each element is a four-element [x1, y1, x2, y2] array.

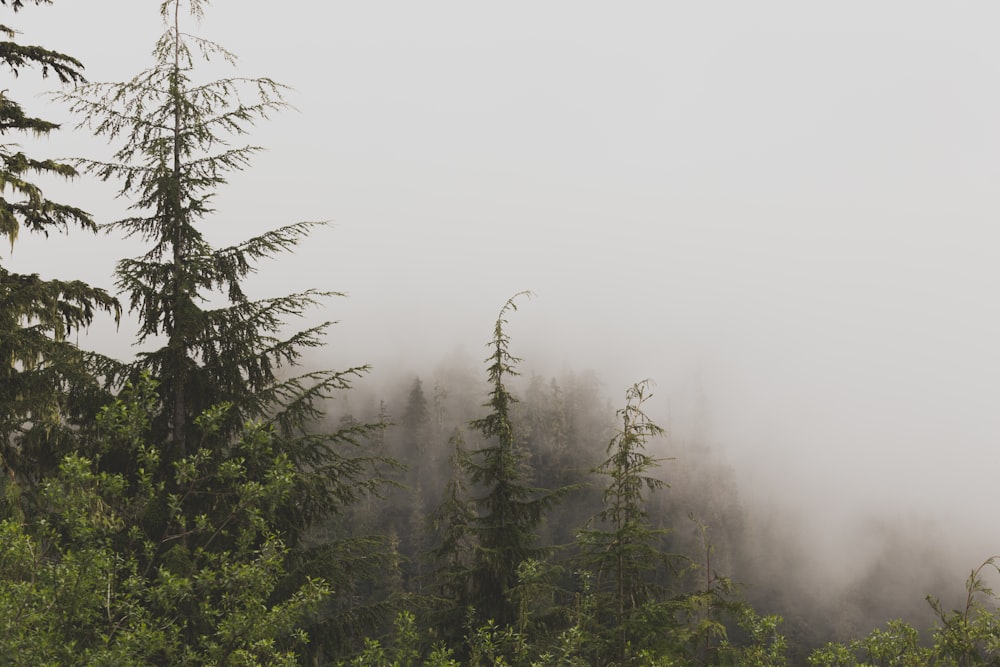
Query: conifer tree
[[60, 0, 380, 521], [427, 428, 476, 634], [0, 0, 119, 492], [402, 376, 430, 479], [462, 292, 568, 627], [577, 379, 670, 665], [55, 0, 388, 654], [389, 377, 432, 586]]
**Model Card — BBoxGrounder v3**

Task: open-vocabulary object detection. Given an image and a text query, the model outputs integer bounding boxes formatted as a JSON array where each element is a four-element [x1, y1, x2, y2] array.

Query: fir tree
[[375, 376, 434, 589], [0, 0, 119, 493], [463, 292, 568, 627], [55, 0, 389, 656], [59, 0, 382, 530], [577, 379, 670, 665], [401, 375, 435, 511], [403, 377, 430, 467], [427, 428, 476, 635]]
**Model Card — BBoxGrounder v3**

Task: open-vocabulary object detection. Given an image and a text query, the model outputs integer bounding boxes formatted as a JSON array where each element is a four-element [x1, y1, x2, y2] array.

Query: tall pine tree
[[56, 0, 390, 654], [0, 0, 119, 494], [60, 0, 381, 526], [462, 292, 568, 627], [577, 379, 671, 665], [426, 428, 476, 638]]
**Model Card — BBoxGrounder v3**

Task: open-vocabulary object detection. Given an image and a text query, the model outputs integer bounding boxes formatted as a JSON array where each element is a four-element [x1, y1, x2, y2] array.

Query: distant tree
[[427, 428, 476, 635], [462, 292, 570, 627], [0, 0, 119, 497], [520, 375, 571, 488], [404, 377, 430, 439], [402, 376, 431, 482], [371, 376, 432, 588]]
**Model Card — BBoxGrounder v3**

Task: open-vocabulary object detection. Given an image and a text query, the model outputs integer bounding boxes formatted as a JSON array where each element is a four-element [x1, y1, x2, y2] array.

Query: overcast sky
[[7, 1, 1000, 575]]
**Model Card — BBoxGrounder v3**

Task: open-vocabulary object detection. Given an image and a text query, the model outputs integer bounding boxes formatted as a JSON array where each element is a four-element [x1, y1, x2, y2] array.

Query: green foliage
[[807, 619, 932, 667], [0, 374, 327, 665], [717, 608, 788, 667], [338, 611, 461, 667], [0, 0, 89, 244], [807, 557, 1000, 667], [62, 0, 374, 534], [0, 270, 118, 478], [47, 3, 394, 659], [56, 0, 367, 469], [0, 0, 120, 493], [576, 379, 672, 664], [462, 292, 571, 627], [927, 557, 1000, 667], [426, 428, 477, 631]]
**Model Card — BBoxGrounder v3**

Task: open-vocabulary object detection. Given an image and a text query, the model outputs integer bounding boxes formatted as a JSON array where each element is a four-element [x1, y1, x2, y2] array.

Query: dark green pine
[[55, 0, 392, 655], [462, 292, 571, 627], [576, 379, 671, 665], [0, 0, 120, 498]]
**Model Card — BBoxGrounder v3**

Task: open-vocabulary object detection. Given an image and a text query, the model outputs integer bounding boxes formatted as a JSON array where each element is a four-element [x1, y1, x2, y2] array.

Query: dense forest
[[2, 1, 999, 665]]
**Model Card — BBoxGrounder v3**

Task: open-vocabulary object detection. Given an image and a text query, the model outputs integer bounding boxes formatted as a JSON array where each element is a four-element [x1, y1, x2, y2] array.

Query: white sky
[[6, 2, 1000, 575]]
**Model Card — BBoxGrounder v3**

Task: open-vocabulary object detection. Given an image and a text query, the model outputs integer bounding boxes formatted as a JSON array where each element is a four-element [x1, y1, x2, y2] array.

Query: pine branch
[[0, 40, 84, 83]]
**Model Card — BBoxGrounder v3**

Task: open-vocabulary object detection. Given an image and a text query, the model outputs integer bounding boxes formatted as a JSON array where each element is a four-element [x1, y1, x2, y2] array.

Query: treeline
[[2, 1, 1000, 665]]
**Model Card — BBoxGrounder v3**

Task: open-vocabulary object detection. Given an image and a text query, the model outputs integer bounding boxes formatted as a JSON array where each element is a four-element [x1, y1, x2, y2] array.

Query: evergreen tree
[[59, 0, 381, 532], [402, 376, 431, 483], [55, 0, 389, 656], [381, 376, 433, 587], [577, 380, 671, 665], [427, 428, 476, 635], [463, 292, 568, 627], [0, 0, 119, 494], [521, 375, 571, 489], [401, 376, 436, 545]]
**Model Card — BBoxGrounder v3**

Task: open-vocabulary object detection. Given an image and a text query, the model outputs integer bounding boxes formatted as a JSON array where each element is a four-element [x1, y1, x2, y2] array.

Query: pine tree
[[521, 375, 572, 492], [403, 377, 430, 468], [401, 376, 436, 511], [427, 428, 476, 636], [377, 376, 433, 588], [0, 0, 119, 493], [59, 0, 382, 526], [577, 379, 670, 665], [462, 292, 568, 627], [55, 0, 388, 655]]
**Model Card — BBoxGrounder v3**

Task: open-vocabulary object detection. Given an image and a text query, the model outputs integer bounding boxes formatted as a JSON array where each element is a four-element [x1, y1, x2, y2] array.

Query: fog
[[7, 0, 1000, 634]]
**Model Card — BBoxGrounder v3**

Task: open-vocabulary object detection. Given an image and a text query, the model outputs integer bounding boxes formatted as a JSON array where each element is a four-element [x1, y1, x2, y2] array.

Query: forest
[[2, 1, 999, 665]]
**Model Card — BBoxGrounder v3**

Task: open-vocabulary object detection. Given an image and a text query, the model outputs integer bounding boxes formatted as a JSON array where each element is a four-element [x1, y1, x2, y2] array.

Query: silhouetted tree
[[402, 376, 431, 482], [426, 428, 476, 638]]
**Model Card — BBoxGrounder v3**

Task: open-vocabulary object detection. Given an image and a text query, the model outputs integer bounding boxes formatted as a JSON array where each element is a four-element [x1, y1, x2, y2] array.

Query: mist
[[5, 0, 1000, 650]]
